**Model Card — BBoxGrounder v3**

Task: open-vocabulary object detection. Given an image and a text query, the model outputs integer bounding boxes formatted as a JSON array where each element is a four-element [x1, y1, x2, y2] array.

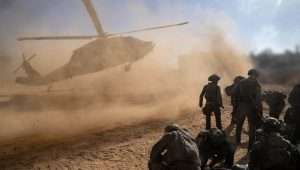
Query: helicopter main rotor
[[17, 0, 188, 41]]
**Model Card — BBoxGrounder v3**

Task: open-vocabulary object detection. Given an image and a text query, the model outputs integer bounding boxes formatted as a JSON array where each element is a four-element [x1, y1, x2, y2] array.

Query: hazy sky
[[1, 0, 300, 56]]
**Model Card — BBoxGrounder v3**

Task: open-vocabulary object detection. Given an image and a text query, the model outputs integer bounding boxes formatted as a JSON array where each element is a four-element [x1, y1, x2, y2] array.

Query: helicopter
[[15, 0, 188, 86]]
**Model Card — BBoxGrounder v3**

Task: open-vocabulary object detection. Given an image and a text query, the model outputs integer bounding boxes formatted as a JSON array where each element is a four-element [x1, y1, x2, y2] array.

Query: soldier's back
[[238, 78, 260, 102], [164, 130, 200, 164], [204, 83, 219, 103]]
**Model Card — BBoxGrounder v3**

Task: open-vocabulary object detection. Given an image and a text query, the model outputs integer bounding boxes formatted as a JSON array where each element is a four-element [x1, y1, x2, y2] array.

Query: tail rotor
[[13, 53, 36, 74]]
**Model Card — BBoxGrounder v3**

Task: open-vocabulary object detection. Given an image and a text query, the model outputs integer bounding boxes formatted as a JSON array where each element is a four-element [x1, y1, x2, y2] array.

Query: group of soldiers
[[148, 68, 300, 170]]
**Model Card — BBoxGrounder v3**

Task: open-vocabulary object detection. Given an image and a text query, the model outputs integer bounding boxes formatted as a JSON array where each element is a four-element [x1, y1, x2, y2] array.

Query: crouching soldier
[[263, 91, 286, 119], [148, 124, 201, 170], [200, 74, 224, 130], [249, 117, 300, 170], [196, 128, 235, 170]]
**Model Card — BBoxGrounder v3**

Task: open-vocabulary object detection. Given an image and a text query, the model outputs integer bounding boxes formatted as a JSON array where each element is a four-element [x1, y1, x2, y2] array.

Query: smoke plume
[[251, 47, 300, 85]]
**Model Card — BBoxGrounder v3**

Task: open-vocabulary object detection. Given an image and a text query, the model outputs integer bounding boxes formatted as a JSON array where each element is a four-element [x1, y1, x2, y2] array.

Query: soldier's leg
[[231, 105, 238, 125], [214, 107, 223, 130], [246, 106, 257, 150], [235, 105, 246, 144], [206, 114, 211, 130], [224, 144, 235, 168], [203, 105, 212, 129]]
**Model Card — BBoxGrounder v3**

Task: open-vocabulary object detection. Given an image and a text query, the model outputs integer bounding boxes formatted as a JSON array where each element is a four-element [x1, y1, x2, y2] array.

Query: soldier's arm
[[217, 86, 224, 108], [255, 82, 263, 107], [149, 133, 174, 163], [199, 85, 207, 107], [232, 83, 240, 106]]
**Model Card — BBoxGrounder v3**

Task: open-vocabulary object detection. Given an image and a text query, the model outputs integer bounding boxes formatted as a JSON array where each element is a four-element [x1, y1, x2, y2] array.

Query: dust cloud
[[0, 3, 251, 145]]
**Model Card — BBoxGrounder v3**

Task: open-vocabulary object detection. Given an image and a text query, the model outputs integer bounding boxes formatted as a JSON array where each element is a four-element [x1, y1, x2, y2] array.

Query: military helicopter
[[16, 0, 188, 86]]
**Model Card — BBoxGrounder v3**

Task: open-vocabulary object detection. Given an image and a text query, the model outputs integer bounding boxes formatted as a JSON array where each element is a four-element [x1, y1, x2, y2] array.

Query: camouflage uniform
[[284, 85, 300, 144], [196, 128, 235, 170], [149, 124, 201, 170], [249, 117, 300, 170], [235, 69, 262, 150], [200, 74, 223, 130], [225, 76, 245, 125], [263, 91, 286, 119]]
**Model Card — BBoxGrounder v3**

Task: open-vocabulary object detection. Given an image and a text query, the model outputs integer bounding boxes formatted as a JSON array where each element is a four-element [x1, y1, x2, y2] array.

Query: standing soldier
[[225, 76, 245, 125], [235, 69, 262, 150], [199, 74, 224, 130]]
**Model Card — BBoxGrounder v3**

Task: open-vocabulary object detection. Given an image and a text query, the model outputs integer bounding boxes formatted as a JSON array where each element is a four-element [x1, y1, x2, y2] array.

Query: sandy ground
[[0, 101, 250, 170]]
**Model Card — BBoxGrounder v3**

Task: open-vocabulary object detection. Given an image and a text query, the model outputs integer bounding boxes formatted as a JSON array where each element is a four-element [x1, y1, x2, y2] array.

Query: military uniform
[[200, 74, 223, 130], [149, 124, 201, 170], [225, 76, 245, 125], [235, 69, 262, 150], [196, 128, 235, 170], [284, 85, 300, 144], [249, 117, 299, 170], [263, 91, 286, 119]]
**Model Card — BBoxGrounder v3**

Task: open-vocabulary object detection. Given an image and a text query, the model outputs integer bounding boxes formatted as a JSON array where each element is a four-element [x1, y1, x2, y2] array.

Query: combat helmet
[[208, 74, 221, 82], [248, 69, 259, 77], [164, 123, 180, 133], [234, 76, 245, 84], [262, 117, 281, 133]]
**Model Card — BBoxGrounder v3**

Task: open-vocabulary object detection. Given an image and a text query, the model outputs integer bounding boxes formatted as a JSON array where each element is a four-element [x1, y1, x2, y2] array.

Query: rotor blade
[[107, 21, 189, 37], [13, 54, 36, 74], [17, 35, 100, 41], [82, 0, 104, 36], [26, 54, 36, 62]]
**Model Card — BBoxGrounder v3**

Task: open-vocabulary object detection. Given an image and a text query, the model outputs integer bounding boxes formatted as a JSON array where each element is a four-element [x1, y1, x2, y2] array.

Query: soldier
[[249, 117, 300, 170], [262, 91, 286, 119], [235, 69, 262, 150], [225, 76, 245, 125], [284, 84, 300, 144], [148, 124, 201, 170], [196, 128, 235, 170], [199, 74, 224, 130]]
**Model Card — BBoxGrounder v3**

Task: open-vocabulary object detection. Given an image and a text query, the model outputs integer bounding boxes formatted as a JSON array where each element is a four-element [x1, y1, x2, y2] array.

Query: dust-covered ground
[[0, 97, 251, 170]]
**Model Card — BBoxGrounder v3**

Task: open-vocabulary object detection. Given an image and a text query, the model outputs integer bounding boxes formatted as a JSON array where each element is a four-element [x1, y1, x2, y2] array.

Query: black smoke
[[251, 47, 300, 85]]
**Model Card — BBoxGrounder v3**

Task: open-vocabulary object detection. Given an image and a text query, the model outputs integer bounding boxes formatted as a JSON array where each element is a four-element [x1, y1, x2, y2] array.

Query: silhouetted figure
[[284, 84, 300, 144], [196, 128, 235, 170], [225, 76, 245, 125], [263, 91, 286, 119], [148, 124, 201, 170], [199, 74, 224, 130], [249, 117, 300, 170], [235, 69, 262, 150]]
